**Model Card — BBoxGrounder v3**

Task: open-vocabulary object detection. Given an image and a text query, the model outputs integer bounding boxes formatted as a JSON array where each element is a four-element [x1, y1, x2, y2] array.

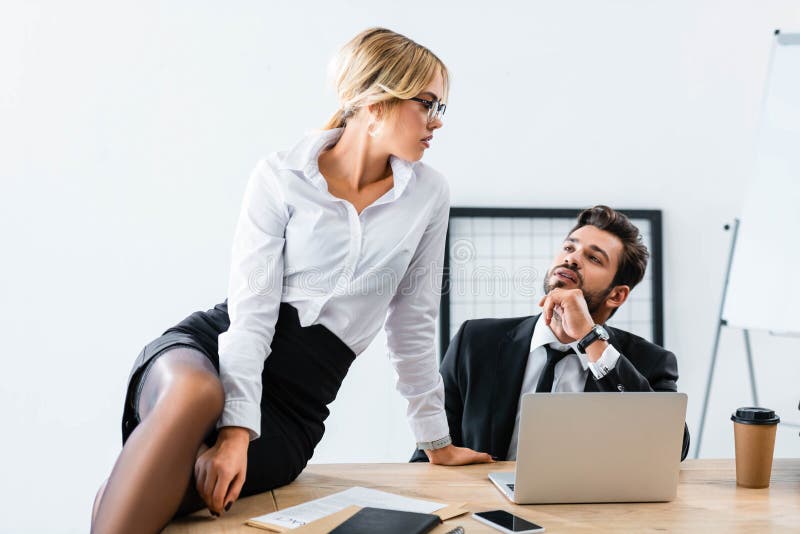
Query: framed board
[[439, 207, 664, 356]]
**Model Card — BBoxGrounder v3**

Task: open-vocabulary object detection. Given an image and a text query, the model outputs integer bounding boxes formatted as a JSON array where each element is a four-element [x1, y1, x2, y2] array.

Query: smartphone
[[472, 510, 544, 533]]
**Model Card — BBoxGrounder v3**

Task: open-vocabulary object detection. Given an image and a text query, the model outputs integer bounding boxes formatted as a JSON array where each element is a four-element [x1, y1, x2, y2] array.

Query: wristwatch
[[577, 324, 610, 353], [416, 435, 452, 451]]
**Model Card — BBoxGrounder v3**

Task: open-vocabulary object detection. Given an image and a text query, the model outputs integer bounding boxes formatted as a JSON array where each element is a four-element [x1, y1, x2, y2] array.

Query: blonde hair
[[323, 28, 450, 130]]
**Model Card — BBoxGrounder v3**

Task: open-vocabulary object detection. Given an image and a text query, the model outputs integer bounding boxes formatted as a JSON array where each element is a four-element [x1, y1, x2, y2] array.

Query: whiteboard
[[723, 32, 800, 333]]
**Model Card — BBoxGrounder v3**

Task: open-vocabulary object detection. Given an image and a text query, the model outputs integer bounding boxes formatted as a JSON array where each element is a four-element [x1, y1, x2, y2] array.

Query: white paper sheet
[[250, 486, 445, 529]]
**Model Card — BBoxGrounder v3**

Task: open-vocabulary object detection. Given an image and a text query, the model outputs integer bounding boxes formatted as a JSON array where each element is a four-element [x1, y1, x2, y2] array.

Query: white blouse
[[217, 128, 450, 443]]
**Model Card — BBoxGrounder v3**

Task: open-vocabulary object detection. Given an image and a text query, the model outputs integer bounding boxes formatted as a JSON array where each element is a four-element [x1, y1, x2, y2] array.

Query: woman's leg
[[91, 347, 223, 534]]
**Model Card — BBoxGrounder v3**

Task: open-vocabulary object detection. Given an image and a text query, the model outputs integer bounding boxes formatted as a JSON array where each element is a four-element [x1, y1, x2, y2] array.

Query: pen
[[445, 527, 464, 534]]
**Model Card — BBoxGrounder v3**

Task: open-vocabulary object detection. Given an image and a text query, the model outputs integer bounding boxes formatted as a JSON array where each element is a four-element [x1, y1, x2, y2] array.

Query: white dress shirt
[[217, 128, 450, 442], [505, 319, 621, 460]]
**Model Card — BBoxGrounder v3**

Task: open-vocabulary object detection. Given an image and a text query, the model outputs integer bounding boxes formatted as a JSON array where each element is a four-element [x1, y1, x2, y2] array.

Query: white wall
[[2, 1, 799, 532]]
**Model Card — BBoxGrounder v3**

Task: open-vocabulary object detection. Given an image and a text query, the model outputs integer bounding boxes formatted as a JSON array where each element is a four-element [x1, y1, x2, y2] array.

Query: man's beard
[[543, 266, 612, 315]]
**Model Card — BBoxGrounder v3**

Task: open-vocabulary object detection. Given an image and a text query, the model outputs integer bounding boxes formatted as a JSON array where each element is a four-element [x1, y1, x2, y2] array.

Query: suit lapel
[[490, 315, 538, 457], [583, 372, 599, 391]]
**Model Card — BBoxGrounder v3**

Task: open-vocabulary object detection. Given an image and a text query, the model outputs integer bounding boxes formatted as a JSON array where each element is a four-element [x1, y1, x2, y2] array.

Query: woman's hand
[[425, 444, 494, 465], [194, 426, 250, 516]]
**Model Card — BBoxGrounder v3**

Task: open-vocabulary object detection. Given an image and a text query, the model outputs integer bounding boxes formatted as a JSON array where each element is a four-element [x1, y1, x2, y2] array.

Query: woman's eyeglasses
[[409, 97, 446, 123]]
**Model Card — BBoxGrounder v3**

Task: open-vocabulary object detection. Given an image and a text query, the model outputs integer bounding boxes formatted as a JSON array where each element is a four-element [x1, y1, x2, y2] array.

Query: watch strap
[[577, 324, 609, 353]]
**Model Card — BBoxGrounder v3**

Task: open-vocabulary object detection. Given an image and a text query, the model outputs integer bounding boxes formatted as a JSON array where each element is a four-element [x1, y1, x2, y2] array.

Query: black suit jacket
[[411, 314, 690, 462]]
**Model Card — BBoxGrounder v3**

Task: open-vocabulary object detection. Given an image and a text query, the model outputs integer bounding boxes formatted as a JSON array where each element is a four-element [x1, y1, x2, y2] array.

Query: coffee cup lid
[[731, 407, 780, 425]]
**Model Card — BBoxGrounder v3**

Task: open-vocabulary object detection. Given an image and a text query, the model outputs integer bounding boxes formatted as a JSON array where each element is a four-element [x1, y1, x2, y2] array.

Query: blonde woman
[[91, 28, 492, 533]]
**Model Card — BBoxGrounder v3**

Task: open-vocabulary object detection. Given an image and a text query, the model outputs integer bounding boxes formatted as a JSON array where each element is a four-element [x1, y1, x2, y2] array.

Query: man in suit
[[412, 205, 690, 462]]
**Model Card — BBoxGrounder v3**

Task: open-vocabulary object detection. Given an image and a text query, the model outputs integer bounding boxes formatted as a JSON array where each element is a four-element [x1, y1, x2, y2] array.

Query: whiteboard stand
[[695, 219, 760, 458], [696, 31, 800, 456]]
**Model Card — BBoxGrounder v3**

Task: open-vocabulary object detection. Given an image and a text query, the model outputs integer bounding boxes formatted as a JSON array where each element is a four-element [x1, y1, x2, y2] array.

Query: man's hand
[[194, 426, 249, 516], [538, 288, 594, 341], [425, 444, 494, 465]]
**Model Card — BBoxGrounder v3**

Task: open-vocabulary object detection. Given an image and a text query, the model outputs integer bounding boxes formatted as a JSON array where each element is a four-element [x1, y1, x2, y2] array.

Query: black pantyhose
[[91, 347, 221, 534]]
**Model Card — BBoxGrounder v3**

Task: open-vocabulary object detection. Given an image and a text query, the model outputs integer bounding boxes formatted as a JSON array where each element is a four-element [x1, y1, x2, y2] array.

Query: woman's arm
[[384, 177, 492, 465], [384, 179, 450, 445], [217, 158, 289, 440], [196, 159, 289, 515]]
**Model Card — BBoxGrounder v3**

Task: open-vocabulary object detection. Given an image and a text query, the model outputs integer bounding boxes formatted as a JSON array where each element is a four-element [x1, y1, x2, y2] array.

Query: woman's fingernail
[[491, 455, 500, 460], [225, 502, 232, 512]]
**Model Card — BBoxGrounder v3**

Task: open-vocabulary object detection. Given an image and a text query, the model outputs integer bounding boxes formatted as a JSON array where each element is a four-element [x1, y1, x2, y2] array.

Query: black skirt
[[121, 301, 356, 497]]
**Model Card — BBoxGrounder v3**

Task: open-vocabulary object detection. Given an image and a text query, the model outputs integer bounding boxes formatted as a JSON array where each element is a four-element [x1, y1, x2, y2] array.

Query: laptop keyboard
[[507, 483, 515, 491]]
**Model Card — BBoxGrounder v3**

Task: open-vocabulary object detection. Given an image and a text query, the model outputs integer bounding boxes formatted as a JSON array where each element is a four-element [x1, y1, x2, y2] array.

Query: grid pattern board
[[441, 208, 663, 354]]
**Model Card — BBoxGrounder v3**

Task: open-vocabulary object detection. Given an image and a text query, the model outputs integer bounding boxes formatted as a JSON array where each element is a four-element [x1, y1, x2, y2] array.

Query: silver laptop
[[489, 392, 687, 504]]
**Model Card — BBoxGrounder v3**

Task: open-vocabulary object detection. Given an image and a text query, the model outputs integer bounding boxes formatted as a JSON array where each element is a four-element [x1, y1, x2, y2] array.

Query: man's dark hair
[[569, 205, 649, 290]]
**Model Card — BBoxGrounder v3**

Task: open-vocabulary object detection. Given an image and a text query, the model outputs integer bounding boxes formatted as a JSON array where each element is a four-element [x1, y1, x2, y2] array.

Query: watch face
[[595, 325, 610, 339]]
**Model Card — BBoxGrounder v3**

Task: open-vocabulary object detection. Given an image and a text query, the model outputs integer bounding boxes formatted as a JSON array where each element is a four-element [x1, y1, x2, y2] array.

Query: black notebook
[[329, 507, 441, 534]]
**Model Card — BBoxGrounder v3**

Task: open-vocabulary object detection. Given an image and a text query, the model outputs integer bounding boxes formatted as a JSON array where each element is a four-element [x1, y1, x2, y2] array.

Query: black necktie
[[535, 345, 576, 393]]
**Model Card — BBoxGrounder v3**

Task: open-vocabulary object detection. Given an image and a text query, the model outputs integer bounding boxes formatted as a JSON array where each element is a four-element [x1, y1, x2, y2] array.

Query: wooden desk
[[166, 459, 799, 533]]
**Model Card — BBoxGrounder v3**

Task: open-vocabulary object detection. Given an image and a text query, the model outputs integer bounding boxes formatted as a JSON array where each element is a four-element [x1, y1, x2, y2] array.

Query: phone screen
[[475, 510, 543, 532]]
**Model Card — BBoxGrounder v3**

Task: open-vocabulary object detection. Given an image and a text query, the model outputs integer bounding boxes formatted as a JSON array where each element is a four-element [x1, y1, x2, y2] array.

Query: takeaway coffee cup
[[731, 407, 780, 488]]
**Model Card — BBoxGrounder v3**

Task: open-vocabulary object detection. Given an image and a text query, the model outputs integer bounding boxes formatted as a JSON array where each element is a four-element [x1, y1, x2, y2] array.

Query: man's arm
[[538, 288, 690, 461], [594, 349, 690, 460], [410, 321, 468, 462], [594, 348, 677, 393]]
